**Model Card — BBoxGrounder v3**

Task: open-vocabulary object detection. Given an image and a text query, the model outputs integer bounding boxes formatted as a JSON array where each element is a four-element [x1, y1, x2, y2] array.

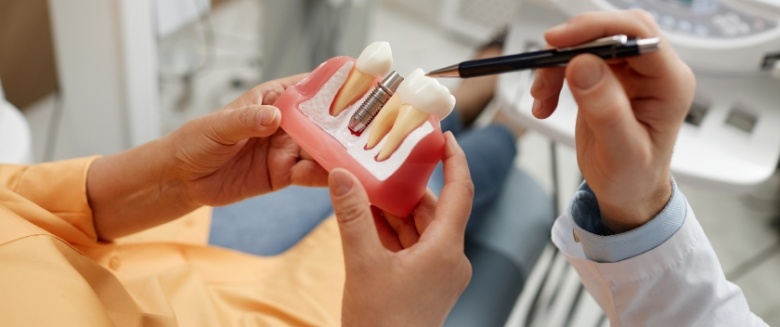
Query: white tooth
[[355, 42, 393, 77], [397, 69, 455, 120], [376, 104, 429, 161], [330, 42, 393, 116], [366, 94, 401, 150], [373, 70, 456, 161]]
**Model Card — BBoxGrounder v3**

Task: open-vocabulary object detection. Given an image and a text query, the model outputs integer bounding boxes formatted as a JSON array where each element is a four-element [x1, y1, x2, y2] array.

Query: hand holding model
[[531, 10, 696, 232], [87, 74, 329, 240], [330, 132, 474, 327]]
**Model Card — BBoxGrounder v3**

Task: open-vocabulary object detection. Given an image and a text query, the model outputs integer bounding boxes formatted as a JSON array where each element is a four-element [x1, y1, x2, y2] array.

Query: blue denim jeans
[[209, 112, 518, 255]]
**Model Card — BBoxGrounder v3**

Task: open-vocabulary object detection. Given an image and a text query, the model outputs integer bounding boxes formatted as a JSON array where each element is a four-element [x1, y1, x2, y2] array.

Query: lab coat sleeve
[[552, 191, 768, 326]]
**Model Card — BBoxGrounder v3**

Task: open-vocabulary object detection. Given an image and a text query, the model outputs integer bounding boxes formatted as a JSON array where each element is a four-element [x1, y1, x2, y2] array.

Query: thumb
[[566, 55, 642, 152], [207, 105, 281, 145], [329, 168, 382, 254]]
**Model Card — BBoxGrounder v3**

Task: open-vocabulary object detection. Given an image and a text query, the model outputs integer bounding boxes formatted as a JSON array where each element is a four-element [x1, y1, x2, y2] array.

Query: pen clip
[[559, 34, 628, 51]]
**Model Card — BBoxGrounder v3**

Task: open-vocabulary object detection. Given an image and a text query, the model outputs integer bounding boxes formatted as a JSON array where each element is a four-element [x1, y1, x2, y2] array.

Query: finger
[[412, 190, 438, 234], [205, 105, 281, 146], [422, 132, 473, 243], [258, 73, 308, 105], [291, 160, 329, 187], [329, 168, 383, 255], [566, 55, 645, 157], [544, 10, 677, 78], [371, 207, 404, 252], [383, 213, 420, 249], [529, 67, 566, 119], [230, 74, 308, 108]]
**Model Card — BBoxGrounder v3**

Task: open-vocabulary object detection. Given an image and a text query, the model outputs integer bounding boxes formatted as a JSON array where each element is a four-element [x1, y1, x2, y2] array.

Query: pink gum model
[[274, 56, 445, 217]]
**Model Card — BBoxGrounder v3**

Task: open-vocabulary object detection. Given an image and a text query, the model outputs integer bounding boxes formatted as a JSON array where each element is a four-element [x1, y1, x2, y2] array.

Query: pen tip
[[426, 64, 460, 78]]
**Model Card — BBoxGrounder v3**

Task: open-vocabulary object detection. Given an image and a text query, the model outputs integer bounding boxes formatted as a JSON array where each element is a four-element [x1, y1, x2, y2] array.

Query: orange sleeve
[[0, 157, 100, 244]]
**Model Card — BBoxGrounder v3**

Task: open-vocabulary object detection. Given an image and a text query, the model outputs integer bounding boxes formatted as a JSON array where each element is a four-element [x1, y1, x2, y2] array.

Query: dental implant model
[[330, 41, 393, 116], [273, 43, 452, 217], [348, 71, 404, 134], [366, 68, 455, 161]]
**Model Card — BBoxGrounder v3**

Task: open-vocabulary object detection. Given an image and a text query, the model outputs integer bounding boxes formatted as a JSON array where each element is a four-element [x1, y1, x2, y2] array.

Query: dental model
[[367, 68, 455, 161], [329, 41, 393, 116], [274, 44, 448, 217]]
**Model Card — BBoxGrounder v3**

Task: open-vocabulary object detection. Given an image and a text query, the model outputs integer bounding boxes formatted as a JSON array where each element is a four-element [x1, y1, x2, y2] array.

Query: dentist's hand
[[330, 132, 473, 327], [531, 10, 695, 232]]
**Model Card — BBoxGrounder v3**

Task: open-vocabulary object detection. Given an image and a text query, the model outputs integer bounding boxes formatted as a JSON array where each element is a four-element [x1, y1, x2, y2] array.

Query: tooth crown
[[397, 68, 455, 120], [355, 42, 393, 77]]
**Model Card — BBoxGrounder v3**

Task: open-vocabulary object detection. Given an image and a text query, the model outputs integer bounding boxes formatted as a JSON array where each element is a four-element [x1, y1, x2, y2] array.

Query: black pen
[[427, 35, 660, 78]]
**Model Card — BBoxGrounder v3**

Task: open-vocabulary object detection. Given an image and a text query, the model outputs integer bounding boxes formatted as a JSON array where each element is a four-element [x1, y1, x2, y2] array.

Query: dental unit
[[273, 42, 455, 216]]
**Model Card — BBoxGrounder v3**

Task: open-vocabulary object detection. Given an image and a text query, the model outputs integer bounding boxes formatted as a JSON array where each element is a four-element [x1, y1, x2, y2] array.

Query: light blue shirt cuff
[[569, 178, 687, 263]]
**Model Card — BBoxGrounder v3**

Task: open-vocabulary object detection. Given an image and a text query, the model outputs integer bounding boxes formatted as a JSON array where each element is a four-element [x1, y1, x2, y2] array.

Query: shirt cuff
[[569, 178, 687, 263]]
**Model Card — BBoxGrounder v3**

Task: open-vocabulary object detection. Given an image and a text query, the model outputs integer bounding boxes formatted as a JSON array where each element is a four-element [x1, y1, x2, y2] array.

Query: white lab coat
[[552, 202, 768, 326]]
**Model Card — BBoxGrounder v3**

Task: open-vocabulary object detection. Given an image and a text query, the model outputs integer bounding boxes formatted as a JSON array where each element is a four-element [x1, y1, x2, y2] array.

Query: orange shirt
[[0, 157, 345, 326]]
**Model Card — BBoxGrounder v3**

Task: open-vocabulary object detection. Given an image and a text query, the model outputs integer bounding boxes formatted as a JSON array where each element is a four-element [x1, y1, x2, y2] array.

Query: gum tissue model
[[273, 42, 455, 217]]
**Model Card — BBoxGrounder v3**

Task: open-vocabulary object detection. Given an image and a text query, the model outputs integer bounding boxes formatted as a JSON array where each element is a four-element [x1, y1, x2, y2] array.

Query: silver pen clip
[[559, 34, 629, 51]]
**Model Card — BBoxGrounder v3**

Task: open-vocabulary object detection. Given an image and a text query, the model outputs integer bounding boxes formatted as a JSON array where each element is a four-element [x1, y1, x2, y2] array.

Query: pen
[[426, 35, 660, 78]]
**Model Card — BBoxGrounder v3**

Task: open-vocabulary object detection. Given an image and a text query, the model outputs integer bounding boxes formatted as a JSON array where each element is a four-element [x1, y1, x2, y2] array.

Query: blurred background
[[1, 0, 779, 325]]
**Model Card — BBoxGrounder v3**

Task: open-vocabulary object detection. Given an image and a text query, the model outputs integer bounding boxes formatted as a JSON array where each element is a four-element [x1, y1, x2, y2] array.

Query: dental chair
[[0, 78, 34, 165]]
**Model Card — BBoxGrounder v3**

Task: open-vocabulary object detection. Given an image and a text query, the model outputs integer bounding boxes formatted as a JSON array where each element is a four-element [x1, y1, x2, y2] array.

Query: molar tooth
[[330, 42, 393, 116], [374, 69, 456, 161], [397, 69, 455, 121]]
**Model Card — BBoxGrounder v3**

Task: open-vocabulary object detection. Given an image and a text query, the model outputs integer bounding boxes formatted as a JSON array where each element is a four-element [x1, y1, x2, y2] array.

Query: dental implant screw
[[348, 71, 404, 133]]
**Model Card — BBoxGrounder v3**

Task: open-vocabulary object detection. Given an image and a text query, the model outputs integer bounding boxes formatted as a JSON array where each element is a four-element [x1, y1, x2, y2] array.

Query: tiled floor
[[20, 0, 780, 325]]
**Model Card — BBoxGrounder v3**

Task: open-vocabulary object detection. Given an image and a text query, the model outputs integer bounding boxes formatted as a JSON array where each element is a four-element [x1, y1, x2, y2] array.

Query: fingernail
[[259, 107, 279, 126], [547, 22, 568, 34], [531, 99, 542, 115], [331, 170, 353, 196], [570, 60, 603, 90]]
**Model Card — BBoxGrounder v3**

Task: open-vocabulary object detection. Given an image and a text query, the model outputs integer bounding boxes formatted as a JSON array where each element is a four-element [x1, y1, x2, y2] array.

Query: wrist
[[597, 178, 673, 233], [88, 137, 198, 240]]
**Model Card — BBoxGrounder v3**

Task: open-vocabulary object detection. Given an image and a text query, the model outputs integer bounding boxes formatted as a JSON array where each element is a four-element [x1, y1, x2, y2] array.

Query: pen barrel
[[458, 40, 644, 78]]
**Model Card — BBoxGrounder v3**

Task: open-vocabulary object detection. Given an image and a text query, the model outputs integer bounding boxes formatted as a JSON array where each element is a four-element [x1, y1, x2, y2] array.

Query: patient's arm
[[87, 74, 328, 241]]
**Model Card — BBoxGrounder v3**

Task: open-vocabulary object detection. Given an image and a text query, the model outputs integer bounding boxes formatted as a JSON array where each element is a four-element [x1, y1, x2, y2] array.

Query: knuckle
[[461, 258, 473, 285], [335, 200, 368, 224], [461, 179, 475, 200], [236, 107, 258, 129]]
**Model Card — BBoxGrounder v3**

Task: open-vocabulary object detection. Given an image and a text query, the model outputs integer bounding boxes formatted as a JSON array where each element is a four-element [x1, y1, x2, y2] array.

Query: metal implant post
[[348, 71, 404, 133]]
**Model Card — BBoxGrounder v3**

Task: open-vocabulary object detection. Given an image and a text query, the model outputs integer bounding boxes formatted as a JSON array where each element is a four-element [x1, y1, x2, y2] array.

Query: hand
[[168, 74, 328, 207], [530, 10, 696, 232], [88, 74, 328, 240], [329, 132, 474, 327]]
